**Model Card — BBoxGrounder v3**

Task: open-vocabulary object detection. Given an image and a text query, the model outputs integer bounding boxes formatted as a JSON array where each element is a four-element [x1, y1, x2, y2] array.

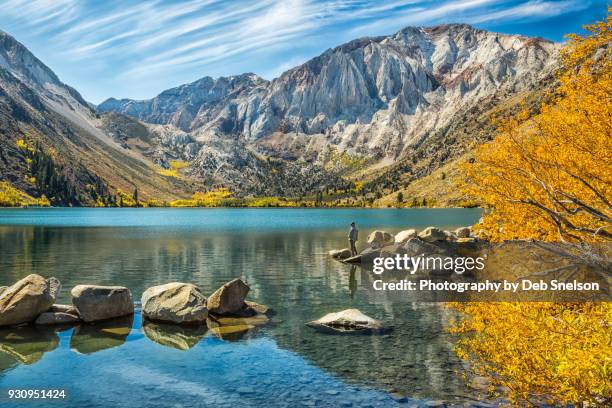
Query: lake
[[0, 208, 488, 407]]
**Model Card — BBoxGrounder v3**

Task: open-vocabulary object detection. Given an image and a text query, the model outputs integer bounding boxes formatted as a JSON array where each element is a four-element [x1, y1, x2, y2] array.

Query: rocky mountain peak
[[98, 24, 560, 161]]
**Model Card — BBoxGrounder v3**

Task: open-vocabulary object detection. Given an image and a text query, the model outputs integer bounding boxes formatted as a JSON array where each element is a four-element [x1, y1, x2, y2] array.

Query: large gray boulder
[[307, 309, 390, 334], [0, 275, 59, 327], [367, 230, 394, 249], [418, 227, 447, 243], [394, 229, 417, 243], [141, 282, 208, 324], [207, 278, 250, 316], [71, 285, 134, 323]]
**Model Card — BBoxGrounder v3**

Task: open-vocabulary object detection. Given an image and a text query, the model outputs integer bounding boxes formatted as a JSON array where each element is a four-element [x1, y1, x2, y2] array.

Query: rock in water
[[329, 248, 352, 260], [455, 227, 471, 238], [0, 275, 58, 327], [418, 227, 447, 242], [35, 312, 80, 325], [394, 229, 417, 243], [71, 285, 134, 323], [141, 282, 208, 324], [207, 278, 250, 315], [307, 309, 390, 334], [367, 231, 395, 249]]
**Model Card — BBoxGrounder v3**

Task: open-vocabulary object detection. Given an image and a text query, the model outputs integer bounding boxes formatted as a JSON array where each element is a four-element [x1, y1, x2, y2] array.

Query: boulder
[[207, 278, 249, 316], [245, 301, 270, 315], [444, 230, 457, 242], [231, 301, 272, 317], [141, 282, 208, 324], [367, 230, 394, 249], [455, 227, 471, 238], [35, 312, 80, 325], [394, 229, 417, 243], [49, 304, 79, 315], [344, 246, 382, 264], [418, 227, 447, 243], [329, 248, 352, 260], [71, 285, 134, 323], [399, 238, 449, 257], [0, 286, 7, 297], [0, 275, 59, 327], [307, 309, 390, 334]]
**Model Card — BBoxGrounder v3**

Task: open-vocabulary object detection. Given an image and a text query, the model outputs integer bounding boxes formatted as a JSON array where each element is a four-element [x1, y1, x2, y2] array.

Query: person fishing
[[348, 222, 359, 256]]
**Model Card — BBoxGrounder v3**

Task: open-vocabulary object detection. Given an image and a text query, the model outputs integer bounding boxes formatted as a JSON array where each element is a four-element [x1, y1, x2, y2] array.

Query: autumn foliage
[[464, 12, 611, 243], [453, 11, 612, 407]]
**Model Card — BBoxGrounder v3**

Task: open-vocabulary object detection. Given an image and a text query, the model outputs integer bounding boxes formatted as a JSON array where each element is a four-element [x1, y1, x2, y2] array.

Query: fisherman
[[348, 222, 358, 256]]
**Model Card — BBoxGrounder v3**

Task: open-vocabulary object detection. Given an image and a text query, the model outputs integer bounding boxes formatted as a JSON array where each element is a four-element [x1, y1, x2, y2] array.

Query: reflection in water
[[143, 321, 207, 350], [0, 326, 58, 365], [70, 315, 134, 355], [0, 208, 489, 405]]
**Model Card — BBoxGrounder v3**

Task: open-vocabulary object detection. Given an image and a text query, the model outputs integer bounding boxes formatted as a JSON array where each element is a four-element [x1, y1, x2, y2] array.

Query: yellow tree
[[453, 10, 612, 407], [464, 12, 611, 244]]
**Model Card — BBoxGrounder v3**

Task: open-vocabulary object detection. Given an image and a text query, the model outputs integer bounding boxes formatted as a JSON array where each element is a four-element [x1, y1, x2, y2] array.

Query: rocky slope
[[0, 30, 197, 205], [100, 24, 559, 164], [1, 24, 561, 204]]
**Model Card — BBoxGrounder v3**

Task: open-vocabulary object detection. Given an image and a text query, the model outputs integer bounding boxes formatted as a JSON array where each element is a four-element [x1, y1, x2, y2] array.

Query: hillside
[[1, 23, 561, 206]]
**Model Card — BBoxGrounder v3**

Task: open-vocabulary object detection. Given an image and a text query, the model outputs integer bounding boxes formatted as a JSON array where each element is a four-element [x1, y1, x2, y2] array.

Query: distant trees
[[396, 192, 404, 204]]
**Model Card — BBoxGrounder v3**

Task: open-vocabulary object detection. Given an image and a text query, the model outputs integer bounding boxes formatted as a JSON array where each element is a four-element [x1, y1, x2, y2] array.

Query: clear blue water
[[0, 208, 488, 408]]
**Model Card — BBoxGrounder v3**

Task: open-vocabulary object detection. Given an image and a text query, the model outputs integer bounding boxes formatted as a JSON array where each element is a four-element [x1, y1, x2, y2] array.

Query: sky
[[0, 0, 607, 104]]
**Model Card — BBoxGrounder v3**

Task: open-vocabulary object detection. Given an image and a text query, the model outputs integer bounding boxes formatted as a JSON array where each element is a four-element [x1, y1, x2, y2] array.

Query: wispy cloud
[[0, 0, 601, 102]]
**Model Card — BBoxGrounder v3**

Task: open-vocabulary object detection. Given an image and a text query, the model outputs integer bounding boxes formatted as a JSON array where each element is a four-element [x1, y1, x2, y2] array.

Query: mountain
[[100, 24, 559, 163], [0, 30, 198, 205], [1, 24, 560, 206]]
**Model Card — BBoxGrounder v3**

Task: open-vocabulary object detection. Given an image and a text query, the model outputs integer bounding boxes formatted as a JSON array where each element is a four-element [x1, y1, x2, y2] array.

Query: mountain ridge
[[99, 23, 559, 161], [0, 23, 560, 205]]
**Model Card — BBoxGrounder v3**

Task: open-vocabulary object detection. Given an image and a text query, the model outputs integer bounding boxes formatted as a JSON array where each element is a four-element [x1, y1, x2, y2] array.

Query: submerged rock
[[71, 285, 134, 323], [394, 229, 417, 244], [141, 282, 208, 324], [0, 274, 59, 327], [367, 231, 394, 249], [207, 278, 249, 316], [35, 312, 80, 326], [307, 309, 390, 335], [418, 227, 447, 243], [329, 248, 352, 260]]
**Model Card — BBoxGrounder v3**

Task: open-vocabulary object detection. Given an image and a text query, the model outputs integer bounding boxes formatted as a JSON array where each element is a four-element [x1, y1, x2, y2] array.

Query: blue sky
[[0, 0, 607, 104]]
